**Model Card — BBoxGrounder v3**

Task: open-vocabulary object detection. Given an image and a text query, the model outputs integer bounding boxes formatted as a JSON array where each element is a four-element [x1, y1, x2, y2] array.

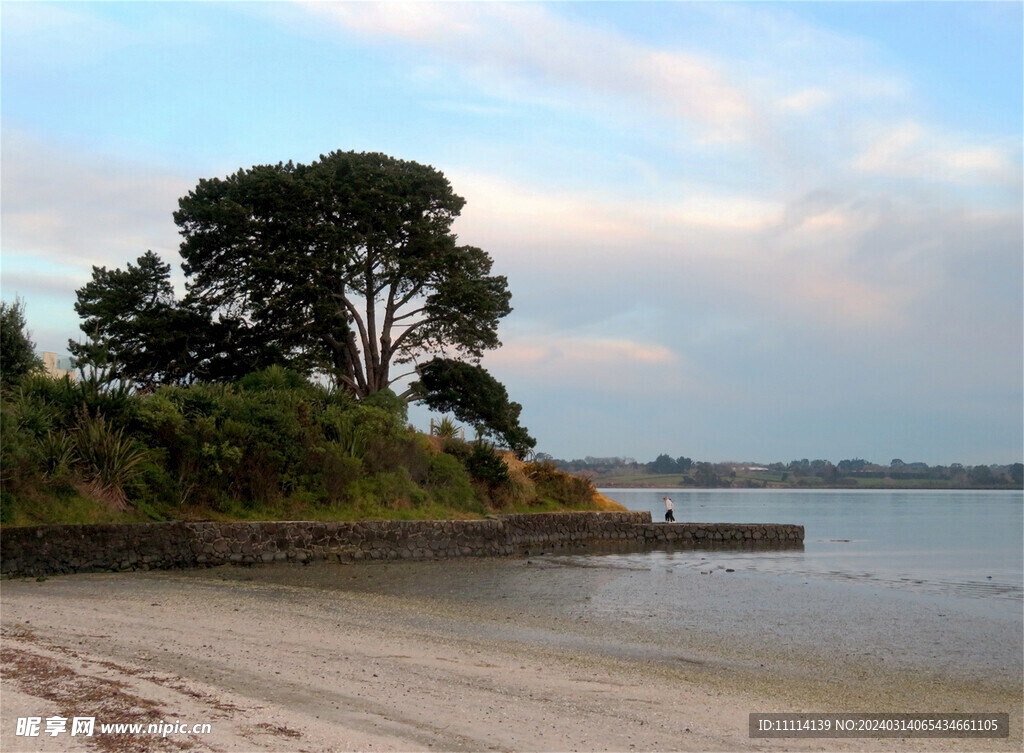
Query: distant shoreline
[[597, 481, 1023, 490]]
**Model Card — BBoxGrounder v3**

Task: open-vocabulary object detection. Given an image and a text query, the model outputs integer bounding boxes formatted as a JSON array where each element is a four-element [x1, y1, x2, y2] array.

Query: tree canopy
[[174, 151, 512, 396], [71, 151, 534, 453], [417, 357, 535, 457], [1, 298, 42, 389]]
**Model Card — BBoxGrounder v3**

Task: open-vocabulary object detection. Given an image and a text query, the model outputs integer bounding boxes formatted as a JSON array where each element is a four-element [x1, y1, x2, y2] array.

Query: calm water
[[198, 488, 1022, 688], [599, 488, 1024, 602]]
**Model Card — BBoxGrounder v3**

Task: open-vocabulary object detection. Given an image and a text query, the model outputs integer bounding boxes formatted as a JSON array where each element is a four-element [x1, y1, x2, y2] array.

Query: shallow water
[[202, 554, 1021, 694], [194, 489, 1022, 695], [602, 488, 1023, 602]]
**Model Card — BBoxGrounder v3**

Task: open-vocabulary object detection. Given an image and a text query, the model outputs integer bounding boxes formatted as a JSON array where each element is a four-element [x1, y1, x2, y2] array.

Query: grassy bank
[[1, 366, 617, 527]]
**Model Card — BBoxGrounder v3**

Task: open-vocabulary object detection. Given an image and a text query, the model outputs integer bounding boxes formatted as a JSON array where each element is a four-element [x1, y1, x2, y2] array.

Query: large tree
[[73, 151, 534, 453], [174, 151, 512, 397]]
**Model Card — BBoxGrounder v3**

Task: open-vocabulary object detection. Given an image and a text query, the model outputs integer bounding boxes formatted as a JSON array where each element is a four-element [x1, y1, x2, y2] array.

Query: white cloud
[[483, 332, 692, 396], [448, 163, 1018, 344], [1, 1, 213, 70], [301, 1, 756, 143], [851, 121, 1019, 185], [1, 131, 190, 273], [450, 171, 783, 264], [0, 132, 193, 348], [778, 88, 833, 113]]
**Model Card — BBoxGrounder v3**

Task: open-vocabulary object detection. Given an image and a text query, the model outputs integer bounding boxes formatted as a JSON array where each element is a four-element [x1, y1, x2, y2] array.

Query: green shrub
[[322, 407, 372, 459], [439, 436, 472, 462], [426, 453, 477, 509], [315, 443, 364, 502], [238, 365, 309, 392], [1, 394, 46, 500], [346, 470, 426, 509], [37, 431, 76, 480], [73, 411, 149, 511], [5, 383, 60, 438], [361, 388, 408, 423], [0, 364, 593, 524], [431, 416, 462, 439], [465, 442, 510, 487]]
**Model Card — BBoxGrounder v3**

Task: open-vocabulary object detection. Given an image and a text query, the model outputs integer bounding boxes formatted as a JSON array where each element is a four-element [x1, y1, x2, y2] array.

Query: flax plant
[[73, 410, 148, 511]]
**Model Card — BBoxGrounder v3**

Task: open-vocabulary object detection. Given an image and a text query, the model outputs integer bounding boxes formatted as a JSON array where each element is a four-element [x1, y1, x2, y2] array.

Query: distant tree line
[[548, 453, 1023, 489]]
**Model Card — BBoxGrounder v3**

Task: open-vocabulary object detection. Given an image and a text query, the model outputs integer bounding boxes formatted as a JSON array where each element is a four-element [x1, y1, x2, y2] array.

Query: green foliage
[[426, 453, 479, 509], [314, 444, 364, 502], [14, 366, 135, 433], [0, 298, 42, 389], [37, 431, 77, 479], [72, 411, 149, 510], [361, 388, 409, 423], [417, 358, 535, 457], [692, 462, 724, 487], [0, 364, 599, 525], [0, 393, 44, 497], [238, 365, 309, 392], [431, 416, 462, 439], [464, 442, 511, 487], [174, 151, 511, 396], [650, 454, 692, 475], [69, 251, 225, 386], [346, 470, 427, 509]]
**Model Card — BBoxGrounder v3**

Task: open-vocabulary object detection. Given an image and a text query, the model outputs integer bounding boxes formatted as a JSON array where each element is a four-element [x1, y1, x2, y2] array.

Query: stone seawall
[[0, 513, 804, 578]]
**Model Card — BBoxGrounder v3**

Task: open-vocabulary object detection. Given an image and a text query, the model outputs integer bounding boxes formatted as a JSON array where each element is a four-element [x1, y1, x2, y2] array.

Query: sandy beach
[[2, 558, 1020, 753]]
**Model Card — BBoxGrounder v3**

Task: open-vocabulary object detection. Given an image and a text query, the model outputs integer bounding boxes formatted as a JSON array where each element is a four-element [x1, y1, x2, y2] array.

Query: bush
[[426, 453, 477, 509], [439, 437, 472, 462], [237, 365, 309, 392], [347, 470, 426, 509], [73, 411, 149, 511], [1, 390, 53, 502], [315, 443, 364, 502], [0, 365, 594, 523], [464, 442, 510, 487], [527, 461, 596, 508]]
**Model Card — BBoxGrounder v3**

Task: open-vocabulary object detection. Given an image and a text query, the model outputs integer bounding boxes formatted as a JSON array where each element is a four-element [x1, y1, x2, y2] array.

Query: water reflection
[[596, 489, 1023, 602]]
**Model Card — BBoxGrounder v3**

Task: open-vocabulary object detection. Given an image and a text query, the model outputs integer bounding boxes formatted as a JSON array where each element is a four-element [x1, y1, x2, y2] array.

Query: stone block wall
[[0, 513, 804, 578]]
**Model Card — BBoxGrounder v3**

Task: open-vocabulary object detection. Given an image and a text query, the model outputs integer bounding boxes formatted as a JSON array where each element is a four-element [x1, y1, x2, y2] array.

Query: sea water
[[201, 489, 1023, 690], [598, 488, 1023, 602]]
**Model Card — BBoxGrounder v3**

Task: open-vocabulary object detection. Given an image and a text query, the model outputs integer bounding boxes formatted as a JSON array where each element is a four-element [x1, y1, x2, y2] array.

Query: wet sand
[[2, 557, 1020, 752]]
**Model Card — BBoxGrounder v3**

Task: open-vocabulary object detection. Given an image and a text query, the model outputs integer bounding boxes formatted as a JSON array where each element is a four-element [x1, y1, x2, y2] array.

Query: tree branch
[[387, 368, 418, 384], [396, 385, 421, 401], [390, 318, 431, 353], [365, 298, 379, 390], [342, 297, 372, 364], [345, 329, 368, 394], [391, 306, 425, 322]]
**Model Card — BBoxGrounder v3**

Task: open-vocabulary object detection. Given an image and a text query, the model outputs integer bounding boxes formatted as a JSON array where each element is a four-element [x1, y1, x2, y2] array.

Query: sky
[[1, 1, 1021, 466]]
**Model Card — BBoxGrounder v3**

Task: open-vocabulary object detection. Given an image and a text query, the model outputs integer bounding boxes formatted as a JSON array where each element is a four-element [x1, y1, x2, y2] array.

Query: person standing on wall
[[663, 496, 675, 522]]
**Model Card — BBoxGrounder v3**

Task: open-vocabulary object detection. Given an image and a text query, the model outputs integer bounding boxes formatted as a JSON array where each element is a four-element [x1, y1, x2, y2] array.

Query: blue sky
[[2, 1, 1021, 465]]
